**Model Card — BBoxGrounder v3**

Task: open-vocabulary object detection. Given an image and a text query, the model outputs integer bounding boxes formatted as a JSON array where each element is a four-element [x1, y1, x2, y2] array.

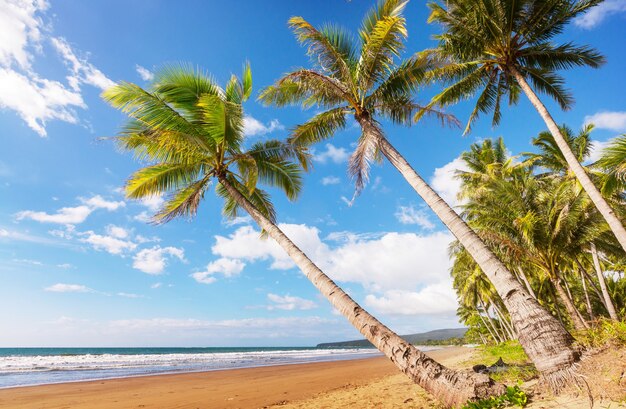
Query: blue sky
[[1, 0, 625, 347]]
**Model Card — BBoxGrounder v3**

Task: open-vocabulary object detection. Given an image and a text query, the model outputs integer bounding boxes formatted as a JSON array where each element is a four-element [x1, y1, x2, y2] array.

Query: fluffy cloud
[[191, 257, 245, 284], [135, 64, 154, 81], [321, 176, 341, 185], [394, 205, 434, 230], [574, 0, 626, 29], [79, 230, 136, 255], [0, 68, 84, 136], [105, 225, 130, 239], [132, 246, 185, 275], [584, 111, 626, 132], [364, 283, 458, 315], [243, 116, 284, 137], [0, 0, 114, 136], [16, 205, 92, 224], [430, 157, 468, 208], [587, 139, 613, 163], [139, 195, 164, 212], [313, 144, 349, 164], [267, 293, 317, 311], [0, 0, 47, 69], [80, 195, 125, 211], [211, 224, 454, 293], [50, 37, 114, 91], [16, 195, 125, 224], [45, 283, 93, 293]]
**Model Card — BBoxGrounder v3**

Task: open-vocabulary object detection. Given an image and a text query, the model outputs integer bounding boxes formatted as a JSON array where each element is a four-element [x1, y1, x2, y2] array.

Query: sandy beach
[[0, 347, 468, 409]]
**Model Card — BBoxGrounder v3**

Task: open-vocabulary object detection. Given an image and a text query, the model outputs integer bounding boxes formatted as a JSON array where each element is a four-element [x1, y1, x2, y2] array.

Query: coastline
[[0, 346, 470, 409]]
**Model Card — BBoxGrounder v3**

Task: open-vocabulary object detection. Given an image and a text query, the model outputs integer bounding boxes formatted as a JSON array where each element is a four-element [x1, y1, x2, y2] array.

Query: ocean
[[0, 346, 443, 388]]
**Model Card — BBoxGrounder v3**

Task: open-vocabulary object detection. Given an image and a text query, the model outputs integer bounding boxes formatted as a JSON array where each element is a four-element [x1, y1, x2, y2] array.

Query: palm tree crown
[[259, 0, 452, 192], [102, 64, 309, 223], [426, 0, 605, 134]]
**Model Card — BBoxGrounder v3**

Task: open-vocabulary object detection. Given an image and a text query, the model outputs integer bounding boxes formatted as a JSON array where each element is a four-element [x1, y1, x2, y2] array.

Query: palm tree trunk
[[478, 309, 500, 343], [590, 243, 619, 320], [579, 267, 595, 321], [372, 130, 579, 386], [576, 258, 610, 313], [218, 178, 502, 407], [480, 300, 505, 342], [510, 67, 626, 253], [517, 267, 537, 299], [563, 278, 588, 328], [492, 302, 517, 340], [552, 278, 588, 331]]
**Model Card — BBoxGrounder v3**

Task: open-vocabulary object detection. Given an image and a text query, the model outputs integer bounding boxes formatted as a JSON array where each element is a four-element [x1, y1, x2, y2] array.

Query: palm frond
[[289, 107, 349, 146]]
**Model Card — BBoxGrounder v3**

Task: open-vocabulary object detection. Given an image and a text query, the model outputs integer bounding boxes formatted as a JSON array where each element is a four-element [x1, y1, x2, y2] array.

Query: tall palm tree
[[260, 0, 579, 387], [102, 64, 500, 407], [524, 125, 622, 321], [425, 0, 626, 254]]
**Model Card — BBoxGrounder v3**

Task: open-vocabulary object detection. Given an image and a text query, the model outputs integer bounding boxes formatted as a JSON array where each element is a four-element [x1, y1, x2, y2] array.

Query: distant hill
[[316, 328, 468, 348]]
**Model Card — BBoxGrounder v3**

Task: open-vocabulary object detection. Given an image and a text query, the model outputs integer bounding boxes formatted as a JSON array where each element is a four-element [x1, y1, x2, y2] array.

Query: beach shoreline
[[0, 346, 471, 409]]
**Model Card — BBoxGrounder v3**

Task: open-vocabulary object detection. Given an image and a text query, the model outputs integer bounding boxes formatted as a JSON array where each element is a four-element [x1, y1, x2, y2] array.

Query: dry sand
[[0, 347, 467, 409]]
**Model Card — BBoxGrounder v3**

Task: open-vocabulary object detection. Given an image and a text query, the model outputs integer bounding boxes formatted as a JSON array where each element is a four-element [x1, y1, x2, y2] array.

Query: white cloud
[[13, 258, 42, 265], [79, 230, 136, 255], [574, 0, 626, 29], [313, 144, 349, 164], [243, 116, 284, 137], [0, 0, 113, 136], [394, 205, 435, 229], [587, 139, 613, 163], [80, 195, 125, 211], [191, 257, 245, 284], [0, 0, 47, 69], [132, 246, 185, 275], [584, 111, 626, 132], [267, 293, 317, 310], [56, 263, 73, 269], [117, 292, 143, 299], [16, 195, 124, 224], [211, 224, 455, 293], [223, 215, 252, 227], [133, 211, 152, 223], [150, 282, 162, 289], [321, 176, 341, 185], [365, 283, 458, 315], [50, 37, 114, 91], [45, 283, 93, 293], [135, 64, 154, 81], [430, 157, 468, 208], [105, 225, 130, 239], [16, 205, 92, 224], [0, 68, 84, 136], [139, 195, 164, 212]]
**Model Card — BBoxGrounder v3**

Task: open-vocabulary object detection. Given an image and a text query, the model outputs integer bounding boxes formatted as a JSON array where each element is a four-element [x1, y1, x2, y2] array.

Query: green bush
[[462, 386, 528, 409]]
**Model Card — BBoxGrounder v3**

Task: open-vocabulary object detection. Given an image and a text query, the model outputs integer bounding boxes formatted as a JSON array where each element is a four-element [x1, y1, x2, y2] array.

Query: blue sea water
[[0, 346, 416, 388]]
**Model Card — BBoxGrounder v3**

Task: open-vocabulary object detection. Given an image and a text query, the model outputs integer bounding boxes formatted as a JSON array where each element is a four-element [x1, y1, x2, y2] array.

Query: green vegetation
[[462, 386, 528, 409], [575, 319, 626, 348], [466, 342, 538, 384]]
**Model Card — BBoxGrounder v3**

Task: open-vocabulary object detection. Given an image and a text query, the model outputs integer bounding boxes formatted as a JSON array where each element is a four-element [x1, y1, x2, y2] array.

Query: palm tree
[[525, 125, 622, 321], [597, 134, 626, 196], [259, 0, 580, 386], [102, 64, 500, 407], [426, 0, 626, 254]]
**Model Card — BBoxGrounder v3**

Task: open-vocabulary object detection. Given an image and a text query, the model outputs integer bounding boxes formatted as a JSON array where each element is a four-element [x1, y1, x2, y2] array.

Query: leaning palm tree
[[259, 0, 579, 387], [425, 0, 626, 253], [102, 64, 500, 407]]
